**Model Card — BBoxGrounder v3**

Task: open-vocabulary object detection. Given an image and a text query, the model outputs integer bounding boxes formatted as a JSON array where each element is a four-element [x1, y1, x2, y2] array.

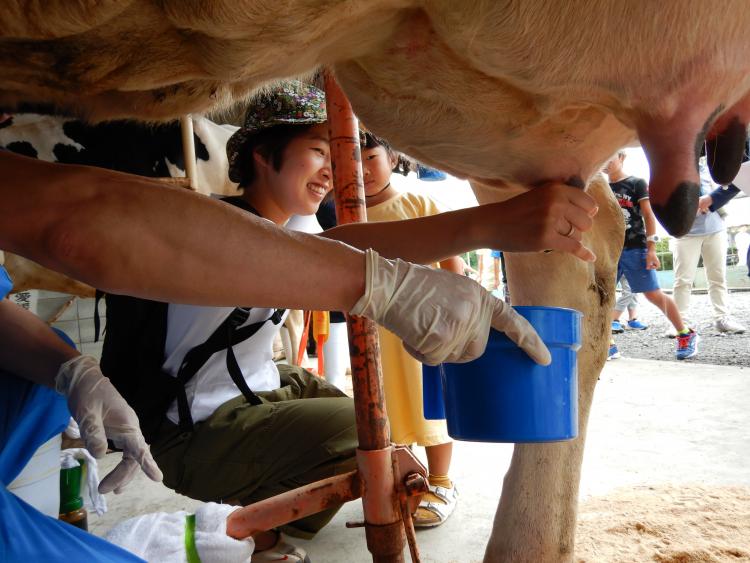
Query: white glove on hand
[[350, 250, 551, 366], [55, 355, 163, 494]]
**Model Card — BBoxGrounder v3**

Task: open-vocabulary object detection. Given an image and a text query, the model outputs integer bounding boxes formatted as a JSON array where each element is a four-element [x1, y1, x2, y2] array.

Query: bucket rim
[[510, 305, 582, 316]]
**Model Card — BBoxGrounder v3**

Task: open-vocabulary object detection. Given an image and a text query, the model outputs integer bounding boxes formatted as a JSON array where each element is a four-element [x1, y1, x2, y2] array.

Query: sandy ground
[[576, 484, 750, 563], [87, 358, 750, 562]]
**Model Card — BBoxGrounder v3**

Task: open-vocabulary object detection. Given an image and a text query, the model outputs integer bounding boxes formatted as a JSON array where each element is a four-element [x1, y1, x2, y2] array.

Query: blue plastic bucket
[[422, 364, 446, 420], [441, 306, 582, 443]]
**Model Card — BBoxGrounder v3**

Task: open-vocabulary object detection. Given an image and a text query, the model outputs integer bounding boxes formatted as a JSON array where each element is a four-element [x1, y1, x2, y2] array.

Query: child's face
[[362, 145, 396, 197], [269, 123, 333, 216]]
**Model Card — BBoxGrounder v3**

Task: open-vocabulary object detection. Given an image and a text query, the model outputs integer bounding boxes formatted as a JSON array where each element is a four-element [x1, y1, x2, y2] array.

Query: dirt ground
[[576, 485, 750, 563], [613, 291, 750, 366], [91, 358, 750, 562]]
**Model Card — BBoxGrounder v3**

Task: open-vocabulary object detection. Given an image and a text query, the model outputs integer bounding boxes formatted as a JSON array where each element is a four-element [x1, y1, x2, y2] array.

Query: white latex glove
[[55, 355, 163, 494], [350, 250, 551, 366]]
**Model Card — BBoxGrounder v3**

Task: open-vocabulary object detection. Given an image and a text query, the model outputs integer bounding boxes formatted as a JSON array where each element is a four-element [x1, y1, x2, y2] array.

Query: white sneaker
[[715, 317, 747, 334]]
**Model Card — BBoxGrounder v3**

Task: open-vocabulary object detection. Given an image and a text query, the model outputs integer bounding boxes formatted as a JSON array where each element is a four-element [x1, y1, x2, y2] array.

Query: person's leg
[[613, 276, 628, 322], [611, 266, 626, 330], [641, 288, 700, 359], [152, 365, 357, 540], [642, 289, 685, 332], [425, 441, 452, 478], [621, 248, 686, 333], [672, 235, 702, 319], [413, 440, 458, 527], [619, 277, 640, 321], [701, 231, 730, 320]]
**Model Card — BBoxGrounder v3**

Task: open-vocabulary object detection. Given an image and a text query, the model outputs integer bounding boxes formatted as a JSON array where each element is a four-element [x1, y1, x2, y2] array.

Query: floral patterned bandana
[[226, 81, 326, 184]]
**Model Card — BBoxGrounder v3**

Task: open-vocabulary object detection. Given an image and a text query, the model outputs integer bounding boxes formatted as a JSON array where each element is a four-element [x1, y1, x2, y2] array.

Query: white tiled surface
[[25, 290, 106, 360]]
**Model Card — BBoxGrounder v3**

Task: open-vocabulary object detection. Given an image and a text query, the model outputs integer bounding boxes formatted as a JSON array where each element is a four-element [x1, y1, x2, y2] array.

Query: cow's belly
[[338, 3, 750, 187]]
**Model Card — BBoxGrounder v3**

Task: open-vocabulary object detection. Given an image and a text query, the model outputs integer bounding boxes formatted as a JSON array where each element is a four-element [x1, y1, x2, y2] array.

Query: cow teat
[[649, 182, 700, 237], [636, 107, 716, 237], [706, 115, 747, 185]]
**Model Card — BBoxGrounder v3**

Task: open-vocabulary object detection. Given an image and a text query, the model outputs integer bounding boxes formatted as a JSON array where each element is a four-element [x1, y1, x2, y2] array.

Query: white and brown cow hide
[[1, 2, 749, 562]]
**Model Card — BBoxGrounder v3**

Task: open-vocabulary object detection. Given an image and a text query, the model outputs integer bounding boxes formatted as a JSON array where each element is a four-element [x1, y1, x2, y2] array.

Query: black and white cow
[[0, 113, 238, 195]]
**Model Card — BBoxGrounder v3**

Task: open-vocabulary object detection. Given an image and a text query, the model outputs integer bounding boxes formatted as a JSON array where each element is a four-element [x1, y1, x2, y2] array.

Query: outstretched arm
[[0, 151, 365, 311], [1, 151, 547, 367], [0, 299, 162, 493], [322, 184, 598, 263], [0, 299, 77, 387]]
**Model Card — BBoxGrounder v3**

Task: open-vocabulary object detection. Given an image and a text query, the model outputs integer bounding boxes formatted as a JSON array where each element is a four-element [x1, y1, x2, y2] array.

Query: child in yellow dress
[[361, 131, 460, 527]]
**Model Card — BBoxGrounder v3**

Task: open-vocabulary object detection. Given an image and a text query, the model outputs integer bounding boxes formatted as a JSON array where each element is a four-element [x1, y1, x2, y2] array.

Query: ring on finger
[[564, 224, 575, 237]]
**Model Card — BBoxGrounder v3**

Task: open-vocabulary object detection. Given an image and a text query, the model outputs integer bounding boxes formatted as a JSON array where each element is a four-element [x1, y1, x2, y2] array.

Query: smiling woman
[[106, 81, 354, 562], [225, 82, 332, 225]]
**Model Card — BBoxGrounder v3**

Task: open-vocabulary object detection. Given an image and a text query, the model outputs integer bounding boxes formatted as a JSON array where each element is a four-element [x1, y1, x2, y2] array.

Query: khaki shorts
[[150, 364, 357, 538]]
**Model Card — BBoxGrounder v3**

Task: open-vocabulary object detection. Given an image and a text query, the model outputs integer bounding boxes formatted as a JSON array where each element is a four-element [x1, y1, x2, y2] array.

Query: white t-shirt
[[163, 212, 322, 424], [163, 304, 288, 424]]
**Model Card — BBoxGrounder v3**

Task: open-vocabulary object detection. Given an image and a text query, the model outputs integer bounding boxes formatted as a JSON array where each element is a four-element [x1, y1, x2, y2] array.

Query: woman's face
[[268, 123, 333, 217], [362, 144, 396, 197]]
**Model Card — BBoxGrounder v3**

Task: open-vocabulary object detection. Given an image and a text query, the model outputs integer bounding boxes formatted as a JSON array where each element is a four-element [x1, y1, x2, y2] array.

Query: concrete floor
[[90, 358, 750, 562]]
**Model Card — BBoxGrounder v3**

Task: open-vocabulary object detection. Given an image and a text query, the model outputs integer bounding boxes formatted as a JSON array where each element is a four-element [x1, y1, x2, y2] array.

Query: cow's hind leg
[[484, 176, 623, 563]]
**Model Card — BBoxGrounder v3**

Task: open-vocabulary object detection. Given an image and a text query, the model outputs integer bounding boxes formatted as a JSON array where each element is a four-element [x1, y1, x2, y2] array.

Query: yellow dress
[[366, 192, 451, 446]]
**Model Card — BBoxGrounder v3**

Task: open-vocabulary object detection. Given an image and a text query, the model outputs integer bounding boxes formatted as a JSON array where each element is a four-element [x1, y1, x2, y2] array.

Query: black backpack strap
[[174, 307, 285, 434], [93, 289, 105, 343]]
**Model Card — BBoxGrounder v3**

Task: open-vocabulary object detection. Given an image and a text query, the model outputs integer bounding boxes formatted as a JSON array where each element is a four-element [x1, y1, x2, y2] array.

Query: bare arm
[[0, 299, 78, 387], [439, 256, 464, 275], [322, 184, 598, 263], [0, 152, 364, 311], [640, 198, 659, 240], [639, 198, 661, 269]]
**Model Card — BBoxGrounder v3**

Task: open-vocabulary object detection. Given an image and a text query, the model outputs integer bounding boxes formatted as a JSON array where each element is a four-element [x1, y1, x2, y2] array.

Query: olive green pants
[[150, 365, 357, 538]]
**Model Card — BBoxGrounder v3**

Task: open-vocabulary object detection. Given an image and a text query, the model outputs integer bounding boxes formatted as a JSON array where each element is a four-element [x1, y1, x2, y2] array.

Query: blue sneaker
[[627, 319, 648, 330], [611, 321, 624, 334], [675, 329, 699, 360], [607, 342, 621, 360]]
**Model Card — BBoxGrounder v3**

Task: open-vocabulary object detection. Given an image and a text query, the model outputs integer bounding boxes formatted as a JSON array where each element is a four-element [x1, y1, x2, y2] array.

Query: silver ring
[[564, 224, 575, 237]]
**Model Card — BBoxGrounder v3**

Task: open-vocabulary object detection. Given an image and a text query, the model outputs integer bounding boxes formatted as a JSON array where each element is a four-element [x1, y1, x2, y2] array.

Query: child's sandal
[[412, 483, 459, 528]]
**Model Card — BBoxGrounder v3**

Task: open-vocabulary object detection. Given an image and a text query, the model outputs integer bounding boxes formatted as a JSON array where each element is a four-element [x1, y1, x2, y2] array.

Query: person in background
[[604, 151, 699, 360], [359, 130, 461, 527], [611, 276, 648, 333], [670, 157, 746, 335]]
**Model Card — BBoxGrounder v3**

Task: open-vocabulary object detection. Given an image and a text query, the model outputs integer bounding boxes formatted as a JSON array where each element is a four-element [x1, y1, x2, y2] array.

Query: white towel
[[105, 502, 254, 562], [60, 447, 107, 516]]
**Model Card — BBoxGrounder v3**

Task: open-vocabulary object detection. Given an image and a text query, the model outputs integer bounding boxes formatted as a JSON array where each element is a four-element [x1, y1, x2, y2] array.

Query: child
[[360, 131, 459, 527]]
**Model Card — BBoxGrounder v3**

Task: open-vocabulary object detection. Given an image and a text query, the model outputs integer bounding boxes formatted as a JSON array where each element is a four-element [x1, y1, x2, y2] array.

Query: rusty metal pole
[[324, 71, 406, 563]]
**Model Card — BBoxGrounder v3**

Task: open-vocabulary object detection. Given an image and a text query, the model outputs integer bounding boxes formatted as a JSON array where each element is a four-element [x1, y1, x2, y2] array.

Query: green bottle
[[59, 460, 88, 531]]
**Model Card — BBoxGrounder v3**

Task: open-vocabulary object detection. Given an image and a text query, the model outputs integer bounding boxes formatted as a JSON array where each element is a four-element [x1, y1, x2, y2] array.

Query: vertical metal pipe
[[180, 115, 198, 190], [324, 71, 405, 563]]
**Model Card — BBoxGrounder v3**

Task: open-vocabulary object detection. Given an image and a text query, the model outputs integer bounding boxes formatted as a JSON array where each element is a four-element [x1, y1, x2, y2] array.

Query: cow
[[1, 2, 749, 561], [0, 113, 240, 294], [0, 113, 238, 195]]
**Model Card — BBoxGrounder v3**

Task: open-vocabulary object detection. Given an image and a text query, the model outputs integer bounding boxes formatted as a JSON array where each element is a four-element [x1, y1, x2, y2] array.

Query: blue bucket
[[422, 364, 446, 420], [441, 306, 582, 443]]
